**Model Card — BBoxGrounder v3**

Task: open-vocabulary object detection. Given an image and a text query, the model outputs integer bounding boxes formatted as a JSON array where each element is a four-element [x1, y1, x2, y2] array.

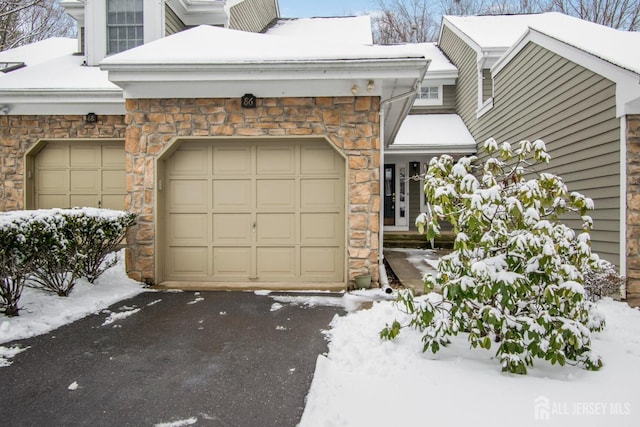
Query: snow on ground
[[299, 294, 640, 427], [0, 249, 145, 347]]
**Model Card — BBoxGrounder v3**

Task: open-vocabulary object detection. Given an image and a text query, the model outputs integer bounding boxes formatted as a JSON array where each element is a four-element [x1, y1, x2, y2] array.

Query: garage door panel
[[214, 247, 251, 277], [300, 213, 341, 244], [70, 170, 99, 192], [257, 146, 295, 175], [37, 195, 68, 209], [169, 247, 209, 276], [256, 179, 295, 210], [169, 144, 208, 175], [213, 180, 251, 210], [257, 213, 295, 244], [102, 145, 125, 167], [213, 214, 251, 244], [300, 247, 341, 280], [170, 213, 208, 244], [300, 179, 342, 210], [37, 145, 68, 167], [38, 170, 68, 191], [257, 247, 295, 278], [213, 146, 251, 175], [301, 145, 343, 175], [101, 194, 125, 210], [169, 179, 208, 210], [70, 145, 100, 167], [103, 170, 126, 192], [70, 194, 97, 208]]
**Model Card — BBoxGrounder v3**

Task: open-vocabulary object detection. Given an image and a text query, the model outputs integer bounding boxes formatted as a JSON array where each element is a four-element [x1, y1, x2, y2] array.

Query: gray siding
[[229, 0, 278, 33], [165, 4, 186, 36], [440, 28, 621, 266], [412, 85, 457, 113], [482, 69, 492, 102]]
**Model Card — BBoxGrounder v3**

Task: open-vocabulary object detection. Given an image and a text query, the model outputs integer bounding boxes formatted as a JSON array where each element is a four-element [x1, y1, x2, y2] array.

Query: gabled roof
[[415, 43, 457, 82], [443, 12, 640, 76], [266, 16, 373, 45], [442, 12, 640, 116]]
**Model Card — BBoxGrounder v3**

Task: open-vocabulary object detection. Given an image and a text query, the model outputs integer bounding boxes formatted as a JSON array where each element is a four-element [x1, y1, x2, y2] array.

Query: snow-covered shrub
[[0, 209, 137, 313], [381, 139, 605, 374], [28, 213, 81, 297], [28, 209, 137, 296], [583, 260, 625, 302], [0, 216, 41, 316], [63, 208, 137, 283]]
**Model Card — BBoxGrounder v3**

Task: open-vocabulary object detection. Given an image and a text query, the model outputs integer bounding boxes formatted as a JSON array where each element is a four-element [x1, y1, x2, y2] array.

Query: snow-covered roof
[[101, 25, 424, 64], [415, 42, 457, 80], [0, 37, 78, 67], [388, 114, 476, 154], [266, 16, 373, 45], [444, 12, 640, 76], [0, 38, 123, 114]]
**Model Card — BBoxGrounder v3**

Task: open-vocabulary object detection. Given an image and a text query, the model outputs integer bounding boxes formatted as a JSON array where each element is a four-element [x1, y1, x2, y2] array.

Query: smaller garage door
[[34, 141, 126, 210], [164, 139, 345, 284]]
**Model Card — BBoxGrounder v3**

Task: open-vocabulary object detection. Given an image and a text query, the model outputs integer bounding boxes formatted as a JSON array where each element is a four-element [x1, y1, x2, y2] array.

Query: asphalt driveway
[[0, 291, 344, 426]]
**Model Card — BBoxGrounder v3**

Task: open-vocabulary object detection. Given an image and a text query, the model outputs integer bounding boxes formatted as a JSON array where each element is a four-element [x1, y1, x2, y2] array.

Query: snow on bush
[[0, 208, 136, 316], [381, 139, 606, 374]]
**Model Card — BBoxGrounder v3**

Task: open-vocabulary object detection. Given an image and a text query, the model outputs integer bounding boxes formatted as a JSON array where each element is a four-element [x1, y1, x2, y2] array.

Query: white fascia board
[[60, 1, 84, 24], [386, 145, 476, 155], [103, 59, 428, 97], [493, 29, 640, 117], [166, 0, 228, 26], [0, 90, 125, 115]]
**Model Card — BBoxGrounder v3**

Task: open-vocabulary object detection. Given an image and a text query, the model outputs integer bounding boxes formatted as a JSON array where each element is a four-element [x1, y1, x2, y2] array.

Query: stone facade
[[0, 114, 127, 211], [124, 97, 381, 285], [627, 114, 640, 306]]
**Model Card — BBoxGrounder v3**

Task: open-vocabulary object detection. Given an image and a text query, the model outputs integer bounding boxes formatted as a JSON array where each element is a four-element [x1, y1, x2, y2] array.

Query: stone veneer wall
[[0, 115, 127, 211], [627, 114, 640, 307], [124, 97, 381, 285]]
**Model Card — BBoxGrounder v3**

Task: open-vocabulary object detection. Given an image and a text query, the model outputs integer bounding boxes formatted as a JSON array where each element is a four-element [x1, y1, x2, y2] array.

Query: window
[[107, 0, 143, 55], [418, 86, 439, 100], [415, 85, 442, 106]]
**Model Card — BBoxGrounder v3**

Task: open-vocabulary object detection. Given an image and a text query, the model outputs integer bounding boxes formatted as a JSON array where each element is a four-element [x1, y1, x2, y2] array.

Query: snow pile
[[300, 297, 640, 426], [0, 249, 145, 345]]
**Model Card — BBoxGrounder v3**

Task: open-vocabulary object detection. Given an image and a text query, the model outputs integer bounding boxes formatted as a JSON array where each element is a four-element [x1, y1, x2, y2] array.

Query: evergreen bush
[[381, 139, 606, 374]]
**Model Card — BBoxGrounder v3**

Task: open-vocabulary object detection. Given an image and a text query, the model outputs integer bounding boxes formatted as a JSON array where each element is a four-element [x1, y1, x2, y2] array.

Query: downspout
[[620, 116, 627, 299], [378, 82, 425, 293]]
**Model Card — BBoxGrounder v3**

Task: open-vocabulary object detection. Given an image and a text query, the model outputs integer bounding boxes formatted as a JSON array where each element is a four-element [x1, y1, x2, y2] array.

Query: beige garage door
[[164, 140, 345, 283], [34, 141, 126, 210]]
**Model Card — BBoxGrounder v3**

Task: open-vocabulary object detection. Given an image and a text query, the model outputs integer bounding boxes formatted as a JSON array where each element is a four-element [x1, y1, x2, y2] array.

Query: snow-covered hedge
[[0, 208, 137, 316], [382, 139, 606, 374]]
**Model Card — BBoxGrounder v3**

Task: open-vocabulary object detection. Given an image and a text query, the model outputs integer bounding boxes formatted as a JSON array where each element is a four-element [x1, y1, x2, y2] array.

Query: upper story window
[[107, 0, 143, 55], [415, 85, 442, 106]]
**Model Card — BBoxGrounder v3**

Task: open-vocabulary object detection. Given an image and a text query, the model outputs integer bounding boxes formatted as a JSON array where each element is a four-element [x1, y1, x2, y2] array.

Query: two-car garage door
[[164, 140, 345, 284]]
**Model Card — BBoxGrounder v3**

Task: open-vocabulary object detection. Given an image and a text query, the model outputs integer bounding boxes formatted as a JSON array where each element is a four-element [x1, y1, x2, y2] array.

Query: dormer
[[412, 43, 458, 112]]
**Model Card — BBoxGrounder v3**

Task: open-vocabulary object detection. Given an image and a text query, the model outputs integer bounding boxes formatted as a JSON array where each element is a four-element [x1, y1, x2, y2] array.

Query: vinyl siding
[[165, 4, 186, 36], [412, 85, 457, 113], [229, 0, 278, 33], [440, 27, 621, 266], [439, 26, 479, 129], [482, 69, 492, 102]]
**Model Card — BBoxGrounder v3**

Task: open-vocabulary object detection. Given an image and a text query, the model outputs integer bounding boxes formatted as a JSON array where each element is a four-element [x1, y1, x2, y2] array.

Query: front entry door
[[384, 164, 395, 226]]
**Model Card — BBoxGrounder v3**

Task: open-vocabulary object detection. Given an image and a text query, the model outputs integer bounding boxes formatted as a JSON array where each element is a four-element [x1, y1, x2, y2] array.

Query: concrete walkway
[[0, 291, 343, 426], [384, 248, 449, 294]]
